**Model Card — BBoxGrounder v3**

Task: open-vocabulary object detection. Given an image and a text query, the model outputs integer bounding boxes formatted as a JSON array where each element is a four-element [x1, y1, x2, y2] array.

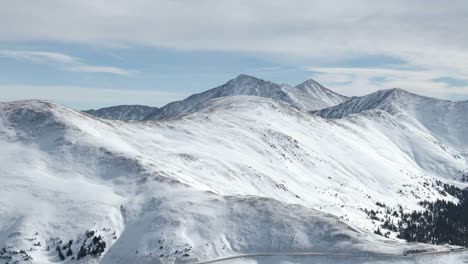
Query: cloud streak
[[0, 50, 79, 64], [66, 65, 132, 76], [0, 50, 132, 76]]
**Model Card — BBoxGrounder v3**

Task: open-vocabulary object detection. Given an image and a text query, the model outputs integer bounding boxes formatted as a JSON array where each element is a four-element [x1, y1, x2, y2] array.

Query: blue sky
[[1, 0, 468, 109], [0, 42, 319, 109]]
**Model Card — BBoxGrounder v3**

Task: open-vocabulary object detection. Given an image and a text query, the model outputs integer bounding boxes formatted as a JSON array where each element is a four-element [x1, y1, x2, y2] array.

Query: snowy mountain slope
[[316, 88, 468, 153], [84, 105, 158, 121], [0, 103, 392, 264], [143, 74, 290, 120], [0, 96, 466, 263], [102, 193, 399, 264], [142, 75, 348, 120]]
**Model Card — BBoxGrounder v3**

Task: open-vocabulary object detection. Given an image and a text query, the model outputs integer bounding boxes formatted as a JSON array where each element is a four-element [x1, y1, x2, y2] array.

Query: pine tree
[[58, 248, 65, 261], [77, 245, 87, 260]]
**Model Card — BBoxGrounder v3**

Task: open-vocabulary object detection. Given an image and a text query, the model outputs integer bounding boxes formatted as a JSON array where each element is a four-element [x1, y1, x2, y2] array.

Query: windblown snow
[[1, 76, 468, 263]]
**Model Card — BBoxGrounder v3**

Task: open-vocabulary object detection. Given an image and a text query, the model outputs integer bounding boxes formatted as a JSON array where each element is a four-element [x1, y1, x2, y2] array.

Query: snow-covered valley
[[1, 75, 468, 263]]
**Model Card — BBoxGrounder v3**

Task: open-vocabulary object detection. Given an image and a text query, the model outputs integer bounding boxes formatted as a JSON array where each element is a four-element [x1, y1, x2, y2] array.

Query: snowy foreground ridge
[[1, 75, 468, 263]]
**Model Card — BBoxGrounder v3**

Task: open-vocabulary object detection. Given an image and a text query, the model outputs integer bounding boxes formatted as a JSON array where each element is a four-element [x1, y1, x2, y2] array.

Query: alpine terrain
[[1, 75, 468, 264], [84, 105, 159, 121]]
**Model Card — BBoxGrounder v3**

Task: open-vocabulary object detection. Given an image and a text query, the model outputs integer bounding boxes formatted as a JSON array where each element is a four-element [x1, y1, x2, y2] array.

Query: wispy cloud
[[0, 49, 132, 76], [307, 67, 468, 100], [66, 65, 132, 76], [0, 50, 79, 64]]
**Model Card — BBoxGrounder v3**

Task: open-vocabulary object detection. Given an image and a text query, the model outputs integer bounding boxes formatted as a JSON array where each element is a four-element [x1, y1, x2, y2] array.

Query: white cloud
[[0, 84, 187, 109], [0, 50, 79, 64], [0, 49, 132, 76], [1, 1, 466, 57], [66, 66, 132, 76], [308, 67, 468, 100]]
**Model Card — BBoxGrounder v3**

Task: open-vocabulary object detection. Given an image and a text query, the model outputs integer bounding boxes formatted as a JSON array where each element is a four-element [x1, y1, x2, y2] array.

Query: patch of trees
[[459, 171, 468, 182], [56, 246, 65, 261], [56, 239, 73, 261], [1, 247, 33, 262], [77, 232, 106, 260], [372, 182, 468, 247]]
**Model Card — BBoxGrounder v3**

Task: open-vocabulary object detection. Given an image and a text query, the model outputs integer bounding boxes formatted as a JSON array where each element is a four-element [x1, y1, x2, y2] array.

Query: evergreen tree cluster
[[372, 182, 468, 247], [0, 247, 33, 262], [77, 232, 106, 260], [56, 246, 65, 261], [460, 171, 468, 182]]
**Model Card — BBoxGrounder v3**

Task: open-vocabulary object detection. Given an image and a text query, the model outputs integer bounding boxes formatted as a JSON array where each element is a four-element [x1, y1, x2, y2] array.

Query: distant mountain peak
[[86, 75, 349, 121], [226, 74, 271, 89], [377, 87, 406, 96], [233, 74, 262, 81], [315, 87, 450, 119], [296, 79, 321, 87]]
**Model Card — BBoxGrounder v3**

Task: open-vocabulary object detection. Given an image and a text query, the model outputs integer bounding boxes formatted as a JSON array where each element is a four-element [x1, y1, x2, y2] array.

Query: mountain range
[[84, 74, 348, 121], [1, 75, 467, 263]]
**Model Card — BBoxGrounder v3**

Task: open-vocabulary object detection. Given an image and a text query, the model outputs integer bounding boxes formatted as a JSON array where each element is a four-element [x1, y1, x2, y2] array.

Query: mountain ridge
[[84, 104, 158, 121], [84, 74, 349, 121], [315, 88, 468, 152]]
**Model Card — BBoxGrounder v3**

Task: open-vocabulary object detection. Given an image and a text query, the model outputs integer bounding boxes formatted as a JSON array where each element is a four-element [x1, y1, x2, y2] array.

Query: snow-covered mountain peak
[[295, 79, 348, 100], [316, 88, 433, 119], [317, 88, 468, 152], [138, 75, 349, 120], [216, 74, 285, 97], [295, 78, 322, 89], [270, 78, 349, 111], [228, 74, 267, 86], [83, 75, 350, 121]]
